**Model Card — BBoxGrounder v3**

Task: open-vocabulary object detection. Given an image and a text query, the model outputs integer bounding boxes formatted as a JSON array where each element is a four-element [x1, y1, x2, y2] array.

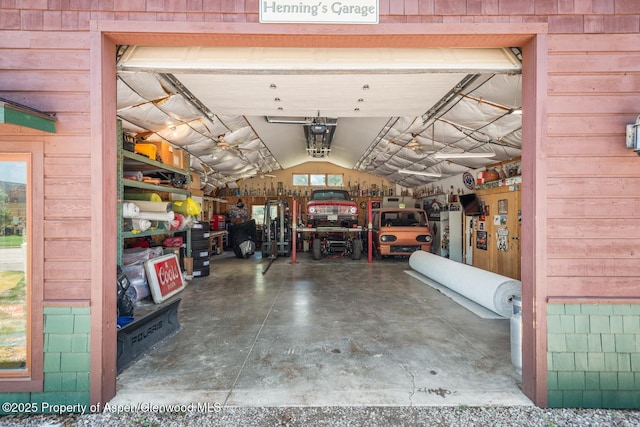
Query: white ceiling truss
[[116, 46, 522, 194]]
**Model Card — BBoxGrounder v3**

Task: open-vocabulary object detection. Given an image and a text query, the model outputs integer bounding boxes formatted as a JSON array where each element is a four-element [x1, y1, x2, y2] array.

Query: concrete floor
[[112, 251, 532, 408]]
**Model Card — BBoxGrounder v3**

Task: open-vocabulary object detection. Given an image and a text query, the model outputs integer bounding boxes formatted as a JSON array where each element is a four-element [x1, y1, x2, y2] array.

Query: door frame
[[90, 21, 548, 406]]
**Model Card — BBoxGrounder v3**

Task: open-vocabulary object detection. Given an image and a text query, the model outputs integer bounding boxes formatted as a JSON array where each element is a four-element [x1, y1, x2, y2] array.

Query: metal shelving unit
[[117, 122, 191, 265]]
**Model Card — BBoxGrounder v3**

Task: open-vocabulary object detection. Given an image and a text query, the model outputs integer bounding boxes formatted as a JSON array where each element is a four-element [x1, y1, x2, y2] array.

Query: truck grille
[[313, 206, 352, 215]]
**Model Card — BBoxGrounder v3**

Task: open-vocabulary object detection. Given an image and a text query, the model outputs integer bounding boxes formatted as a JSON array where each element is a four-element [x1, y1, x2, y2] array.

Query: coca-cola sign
[[144, 254, 185, 303]]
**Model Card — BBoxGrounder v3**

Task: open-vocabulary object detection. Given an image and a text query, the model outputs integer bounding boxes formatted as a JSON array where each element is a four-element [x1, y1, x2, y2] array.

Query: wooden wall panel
[[43, 219, 92, 239], [547, 240, 637, 258], [1, 49, 89, 70], [547, 277, 639, 298], [547, 218, 640, 238], [548, 258, 638, 277], [0, 71, 90, 92], [548, 53, 640, 73], [0, 26, 92, 305], [0, 28, 88, 49], [548, 74, 640, 94], [45, 178, 92, 198], [44, 156, 91, 176], [548, 177, 640, 197], [547, 35, 640, 52], [43, 280, 91, 301], [45, 239, 91, 260], [41, 114, 92, 134], [44, 260, 91, 280], [547, 157, 640, 176], [545, 35, 640, 300], [44, 198, 92, 218], [547, 94, 640, 114], [0, 93, 91, 114], [546, 197, 640, 217], [42, 136, 93, 154], [546, 136, 631, 156], [547, 114, 632, 136]]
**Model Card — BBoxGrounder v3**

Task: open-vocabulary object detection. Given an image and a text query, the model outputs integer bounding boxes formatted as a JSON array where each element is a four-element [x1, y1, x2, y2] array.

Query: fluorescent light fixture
[[510, 108, 522, 115], [433, 152, 496, 159], [398, 169, 441, 177]]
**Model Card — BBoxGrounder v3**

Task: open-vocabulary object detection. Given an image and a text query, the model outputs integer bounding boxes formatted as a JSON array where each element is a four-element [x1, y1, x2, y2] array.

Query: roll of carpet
[[122, 202, 140, 218], [136, 210, 175, 222], [131, 218, 152, 232], [123, 171, 144, 181], [408, 251, 521, 318], [125, 200, 172, 213], [123, 192, 163, 202], [125, 281, 151, 302]]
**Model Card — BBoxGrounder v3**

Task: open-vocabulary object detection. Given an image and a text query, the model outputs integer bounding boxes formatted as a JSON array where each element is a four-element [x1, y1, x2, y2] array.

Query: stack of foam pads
[[177, 221, 211, 278]]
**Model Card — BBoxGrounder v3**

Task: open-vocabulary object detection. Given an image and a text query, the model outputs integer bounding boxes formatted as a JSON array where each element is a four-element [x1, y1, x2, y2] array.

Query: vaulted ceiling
[[116, 46, 522, 194]]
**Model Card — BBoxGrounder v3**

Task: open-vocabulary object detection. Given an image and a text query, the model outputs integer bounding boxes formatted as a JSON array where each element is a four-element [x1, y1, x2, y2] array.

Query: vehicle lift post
[[292, 198, 297, 264], [261, 199, 290, 275]]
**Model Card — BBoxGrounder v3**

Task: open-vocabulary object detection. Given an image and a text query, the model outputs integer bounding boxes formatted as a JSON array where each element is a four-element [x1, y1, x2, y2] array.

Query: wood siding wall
[[0, 30, 92, 304], [546, 34, 640, 300]]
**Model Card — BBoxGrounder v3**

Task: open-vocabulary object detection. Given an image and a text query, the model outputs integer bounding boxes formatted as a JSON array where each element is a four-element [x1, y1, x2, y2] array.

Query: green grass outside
[[0, 270, 26, 369], [0, 235, 24, 247]]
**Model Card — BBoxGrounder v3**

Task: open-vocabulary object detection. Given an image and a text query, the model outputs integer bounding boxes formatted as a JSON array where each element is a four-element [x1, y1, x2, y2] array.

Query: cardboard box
[[183, 256, 193, 275], [181, 150, 190, 170], [150, 141, 185, 169], [190, 172, 201, 190]]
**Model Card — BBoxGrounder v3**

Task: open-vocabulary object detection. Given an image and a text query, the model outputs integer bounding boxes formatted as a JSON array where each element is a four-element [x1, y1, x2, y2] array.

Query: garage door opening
[[93, 24, 546, 407]]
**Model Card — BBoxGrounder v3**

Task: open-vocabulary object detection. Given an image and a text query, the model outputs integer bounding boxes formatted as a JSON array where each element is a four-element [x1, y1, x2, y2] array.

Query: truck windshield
[[312, 191, 349, 201]]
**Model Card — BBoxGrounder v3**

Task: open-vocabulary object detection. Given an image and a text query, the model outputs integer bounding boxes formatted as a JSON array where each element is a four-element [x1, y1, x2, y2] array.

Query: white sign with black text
[[260, 0, 378, 24]]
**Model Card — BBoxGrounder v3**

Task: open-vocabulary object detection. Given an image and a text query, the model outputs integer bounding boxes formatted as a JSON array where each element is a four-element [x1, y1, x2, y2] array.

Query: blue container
[[117, 316, 135, 328]]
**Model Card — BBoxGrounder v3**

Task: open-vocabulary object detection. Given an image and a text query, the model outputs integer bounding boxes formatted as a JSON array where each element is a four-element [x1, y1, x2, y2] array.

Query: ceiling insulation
[[116, 46, 522, 192]]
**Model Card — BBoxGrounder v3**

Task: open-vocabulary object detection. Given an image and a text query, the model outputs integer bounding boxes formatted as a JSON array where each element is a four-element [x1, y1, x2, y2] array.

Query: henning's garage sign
[[260, 0, 378, 24]]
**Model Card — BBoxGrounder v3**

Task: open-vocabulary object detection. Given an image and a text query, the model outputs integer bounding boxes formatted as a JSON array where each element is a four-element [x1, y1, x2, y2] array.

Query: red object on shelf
[[211, 215, 225, 231], [129, 239, 150, 249]]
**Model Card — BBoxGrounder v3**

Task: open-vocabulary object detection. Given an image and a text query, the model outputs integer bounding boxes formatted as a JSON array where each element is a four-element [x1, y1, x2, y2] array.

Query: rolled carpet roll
[[408, 251, 521, 318], [131, 218, 152, 232], [123, 170, 144, 181], [125, 281, 151, 302], [125, 200, 172, 213], [123, 192, 163, 202], [122, 202, 140, 218], [136, 210, 175, 222]]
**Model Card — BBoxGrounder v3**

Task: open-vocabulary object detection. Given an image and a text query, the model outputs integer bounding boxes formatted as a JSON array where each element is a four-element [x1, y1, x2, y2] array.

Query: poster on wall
[[497, 227, 509, 251], [424, 198, 443, 221], [476, 231, 488, 250]]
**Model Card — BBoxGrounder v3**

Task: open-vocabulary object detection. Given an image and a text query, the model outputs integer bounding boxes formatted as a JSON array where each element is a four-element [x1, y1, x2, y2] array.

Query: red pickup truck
[[306, 189, 359, 228]]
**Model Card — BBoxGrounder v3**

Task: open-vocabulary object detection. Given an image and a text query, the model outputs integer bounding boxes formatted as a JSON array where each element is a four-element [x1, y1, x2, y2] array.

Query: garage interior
[[113, 45, 528, 406]]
